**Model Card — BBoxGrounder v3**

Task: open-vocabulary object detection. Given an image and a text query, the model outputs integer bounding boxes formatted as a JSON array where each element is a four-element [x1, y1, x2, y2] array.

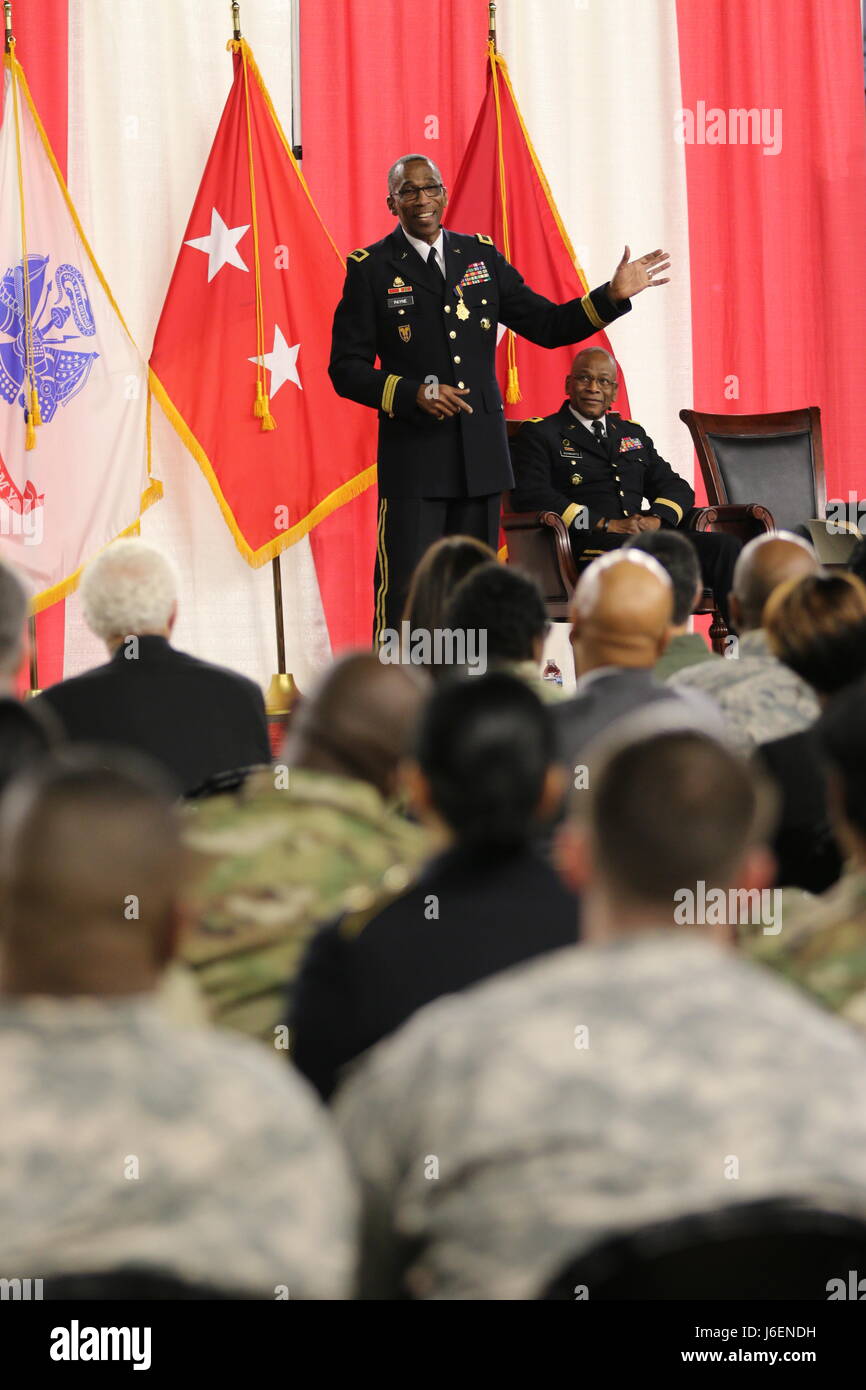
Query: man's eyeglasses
[[573, 373, 616, 388], [396, 183, 444, 203]]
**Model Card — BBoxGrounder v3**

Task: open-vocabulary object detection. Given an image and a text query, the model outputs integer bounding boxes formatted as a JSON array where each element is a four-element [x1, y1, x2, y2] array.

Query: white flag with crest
[[0, 49, 159, 609]]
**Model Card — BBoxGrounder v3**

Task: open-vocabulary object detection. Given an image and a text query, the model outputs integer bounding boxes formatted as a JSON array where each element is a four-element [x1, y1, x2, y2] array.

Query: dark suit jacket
[[553, 668, 697, 767], [289, 841, 580, 1101], [329, 226, 630, 499], [757, 728, 842, 894], [38, 636, 270, 795], [511, 404, 695, 550]]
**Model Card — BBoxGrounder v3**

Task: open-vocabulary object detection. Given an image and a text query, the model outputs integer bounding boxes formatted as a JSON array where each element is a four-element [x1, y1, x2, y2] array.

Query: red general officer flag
[[150, 40, 376, 565], [447, 43, 630, 420]]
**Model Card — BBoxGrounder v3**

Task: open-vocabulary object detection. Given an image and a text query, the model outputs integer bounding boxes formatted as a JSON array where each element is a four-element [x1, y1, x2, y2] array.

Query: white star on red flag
[[185, 208, 250, 281], [150, 39, 377, 567], [248, 326, 302, 396]]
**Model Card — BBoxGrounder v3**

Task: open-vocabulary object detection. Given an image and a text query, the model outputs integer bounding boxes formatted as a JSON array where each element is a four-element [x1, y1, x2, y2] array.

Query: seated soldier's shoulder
[[514, 414, 557, 441], [612, 412, 647, 434]]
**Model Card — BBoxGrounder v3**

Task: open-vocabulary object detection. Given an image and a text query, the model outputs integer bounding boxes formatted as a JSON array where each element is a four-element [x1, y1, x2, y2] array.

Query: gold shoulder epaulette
[[475, 233, 494, 245], [348, 247, 370, 263]]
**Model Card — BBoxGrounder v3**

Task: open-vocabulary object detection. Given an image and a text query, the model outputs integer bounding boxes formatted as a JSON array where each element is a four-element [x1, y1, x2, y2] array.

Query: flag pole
[[230, 1, 297, 729], [5, 0, 40, 695], [488, 1, 496, 48]]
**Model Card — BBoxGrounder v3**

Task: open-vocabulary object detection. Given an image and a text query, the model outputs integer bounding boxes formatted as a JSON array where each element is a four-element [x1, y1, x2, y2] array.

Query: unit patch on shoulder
[[475, 233, 494, 245], [348, 248, 370, 262]]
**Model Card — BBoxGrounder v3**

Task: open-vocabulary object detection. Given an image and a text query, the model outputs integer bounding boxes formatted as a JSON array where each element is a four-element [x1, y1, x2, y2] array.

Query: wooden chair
[[678, 406, 829, 540], [501, 420, 730, 650]]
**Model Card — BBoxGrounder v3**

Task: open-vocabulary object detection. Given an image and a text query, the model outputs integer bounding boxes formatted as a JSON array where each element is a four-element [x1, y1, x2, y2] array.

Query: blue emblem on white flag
[[0, 253, 99, 423]]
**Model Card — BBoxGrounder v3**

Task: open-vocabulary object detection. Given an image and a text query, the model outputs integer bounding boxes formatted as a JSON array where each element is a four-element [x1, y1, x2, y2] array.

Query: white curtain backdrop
[[500, 0, 695, 690], [64, 0, 331, 692], [499, 0, 694, 484]]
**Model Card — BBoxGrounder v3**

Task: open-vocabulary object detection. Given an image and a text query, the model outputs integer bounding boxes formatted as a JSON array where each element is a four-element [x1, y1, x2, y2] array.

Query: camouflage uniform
[[0, 996, 356, 1297], [654, 631, 720, 682], [182, 768, 430, 1044], [667, 629, 819, 753], [335, 932, 866, 1299], [745, 868, 866, 1030]]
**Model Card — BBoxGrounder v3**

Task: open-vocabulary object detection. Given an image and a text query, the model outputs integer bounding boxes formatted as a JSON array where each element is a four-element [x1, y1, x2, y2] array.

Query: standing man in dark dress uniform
[[328, 153, 671, 639]]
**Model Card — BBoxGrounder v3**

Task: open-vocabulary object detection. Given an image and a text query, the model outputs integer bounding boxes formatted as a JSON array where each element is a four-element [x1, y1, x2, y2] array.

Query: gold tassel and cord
[[229, 37, 276, 431], [8, 39, 42, 448], [489, 41, 522, 404]]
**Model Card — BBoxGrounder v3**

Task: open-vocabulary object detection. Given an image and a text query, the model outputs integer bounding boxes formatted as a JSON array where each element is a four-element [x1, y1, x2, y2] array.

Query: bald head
[[285, 652, 427, 797], [0, 752, 186, 998], [731, 532, 819, 633], [572, 346, 617, 376], [570, 551, 673, 675]]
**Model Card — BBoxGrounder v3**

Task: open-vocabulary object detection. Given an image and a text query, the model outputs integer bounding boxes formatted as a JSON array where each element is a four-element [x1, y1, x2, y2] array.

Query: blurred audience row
[[1, 525, 866, 1298]]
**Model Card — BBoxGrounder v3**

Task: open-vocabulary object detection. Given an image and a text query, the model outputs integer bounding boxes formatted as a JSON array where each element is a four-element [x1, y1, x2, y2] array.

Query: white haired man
[[37, 540, 270, 795]]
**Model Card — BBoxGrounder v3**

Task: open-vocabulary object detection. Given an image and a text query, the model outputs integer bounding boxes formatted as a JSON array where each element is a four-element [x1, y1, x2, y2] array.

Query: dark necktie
[[591, 418, 606, 447], [427, 244, 445, 302]]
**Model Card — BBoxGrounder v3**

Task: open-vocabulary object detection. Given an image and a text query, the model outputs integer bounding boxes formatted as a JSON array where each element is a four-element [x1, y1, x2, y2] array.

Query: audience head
[[569, 550, 673, 675], [817, 681, 866, 864], [284, 652, 426, 799], [565, 346, 619, 419], [729, 532, 818, 634], [624, 530, 702, 629], [444, 563, 549, 667], [81, 539, 178, 651], [407, 672, 564, 855], [402, 535, 495, 639], [558, 721, 775, 940], [0, 699, 60, 793], [763, 571, 866, 700], [0, 561, 28, 692], [0, 750, 186, 998]]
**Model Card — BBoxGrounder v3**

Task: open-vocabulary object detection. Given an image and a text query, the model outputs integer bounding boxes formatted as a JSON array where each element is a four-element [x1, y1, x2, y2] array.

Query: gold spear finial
[[5, 1, 14, 55], [231, 1, 241, 41], [488, 2, 496, 49]]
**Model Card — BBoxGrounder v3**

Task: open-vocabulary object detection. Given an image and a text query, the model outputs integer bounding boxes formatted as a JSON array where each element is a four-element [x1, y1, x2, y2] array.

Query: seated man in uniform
[[510, 347, 739, 625]]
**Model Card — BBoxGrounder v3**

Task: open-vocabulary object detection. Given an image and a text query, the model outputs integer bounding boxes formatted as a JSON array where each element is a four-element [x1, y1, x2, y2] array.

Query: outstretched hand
[[609, 246, 671, 302]]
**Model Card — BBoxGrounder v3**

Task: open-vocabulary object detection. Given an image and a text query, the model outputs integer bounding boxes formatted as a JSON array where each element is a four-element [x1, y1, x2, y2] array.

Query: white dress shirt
[[569, 405, 606, 435], [402, 227, 445, 276]]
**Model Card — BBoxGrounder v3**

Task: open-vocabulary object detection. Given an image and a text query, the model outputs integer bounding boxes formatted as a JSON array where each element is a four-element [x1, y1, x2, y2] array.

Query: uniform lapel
[[443, 230, 464, 299], [558, 402, 609, 460], [389, 226, 442, 294], [605, 413, 622, 459]]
